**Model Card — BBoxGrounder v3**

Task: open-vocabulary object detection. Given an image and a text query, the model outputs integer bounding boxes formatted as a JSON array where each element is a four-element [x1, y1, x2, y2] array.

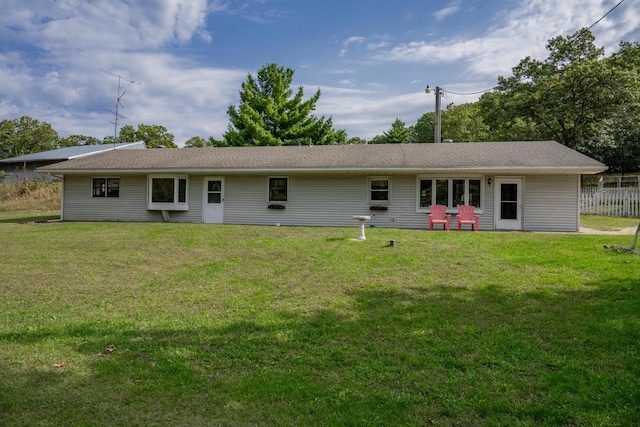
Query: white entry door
[[494, 178, 522, 230], [203, 177, 224, 223]]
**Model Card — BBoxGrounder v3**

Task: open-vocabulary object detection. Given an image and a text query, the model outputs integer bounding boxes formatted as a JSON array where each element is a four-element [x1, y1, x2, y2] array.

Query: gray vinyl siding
[[224, 174, 432, 229], [224, 174, 493, 230], [62, 175, 203, 222], [523, 175, 579, 231], [61, 172, 578, 231], [475, 177, 494, 231]]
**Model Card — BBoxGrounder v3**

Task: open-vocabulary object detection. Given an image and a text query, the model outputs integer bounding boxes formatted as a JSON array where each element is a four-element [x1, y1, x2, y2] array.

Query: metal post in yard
[[631, 222, 640, 251]]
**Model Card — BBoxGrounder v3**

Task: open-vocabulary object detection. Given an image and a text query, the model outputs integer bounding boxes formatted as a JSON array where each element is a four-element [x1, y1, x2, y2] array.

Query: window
[[92, 178, 119, 198], [435, 179, 448, 206], [147, 175, 189, 210], [269, 177, 288, 202], [369, 177, 391, 203], [418, 178, 482, 210]]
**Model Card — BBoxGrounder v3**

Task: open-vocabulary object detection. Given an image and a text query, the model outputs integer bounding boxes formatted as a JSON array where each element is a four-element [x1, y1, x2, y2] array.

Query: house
[[38, 141, 607, 231], [0, 142, 146, 183]]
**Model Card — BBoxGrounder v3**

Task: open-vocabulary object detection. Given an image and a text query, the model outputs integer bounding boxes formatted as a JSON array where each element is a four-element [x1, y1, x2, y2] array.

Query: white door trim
[[494, 178, 523, 230], [203, 177, 224, 224]]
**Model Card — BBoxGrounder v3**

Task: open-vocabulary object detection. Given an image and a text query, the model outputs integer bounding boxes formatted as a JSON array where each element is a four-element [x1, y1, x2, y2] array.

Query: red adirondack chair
[[428, 205, 451, 231], [457, 205, 479, 231]]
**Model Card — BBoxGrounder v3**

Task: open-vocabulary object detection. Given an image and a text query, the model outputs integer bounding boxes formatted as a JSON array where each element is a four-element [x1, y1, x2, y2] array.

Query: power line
[[588, 0, 626, 30], [443, 87, 497, 96]]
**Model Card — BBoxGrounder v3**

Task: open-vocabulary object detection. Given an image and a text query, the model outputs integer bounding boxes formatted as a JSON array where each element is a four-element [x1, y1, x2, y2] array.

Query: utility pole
[[425, 85, 443, 143], [434, 86, 442, 144]]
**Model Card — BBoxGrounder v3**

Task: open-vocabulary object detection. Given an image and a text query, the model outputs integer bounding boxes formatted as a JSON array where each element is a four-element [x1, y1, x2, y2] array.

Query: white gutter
[[38, 165, 608, 175]]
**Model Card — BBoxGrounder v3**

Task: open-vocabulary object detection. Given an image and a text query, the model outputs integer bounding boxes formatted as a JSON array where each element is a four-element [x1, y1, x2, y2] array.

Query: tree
[[0, 116, 58, 159], [110, 124, 177, 148], [117, 125, 137, 143], [224, 63, 346, 146], [439, 103, 489, 142], [347, 136, 368, 144], [58, 134, 101, 147], [409, 103, 490, 143], [380, 118, 409, 144], [478, 28, 639, 153], [183, 136, 227, 148], [183, 136, 209, 148], [136, 124, 176, 148], [408, 112, 434, 143]]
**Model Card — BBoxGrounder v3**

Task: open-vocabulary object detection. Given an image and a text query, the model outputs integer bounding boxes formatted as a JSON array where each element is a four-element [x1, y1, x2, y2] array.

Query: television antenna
[[101, 70, 141, 143]]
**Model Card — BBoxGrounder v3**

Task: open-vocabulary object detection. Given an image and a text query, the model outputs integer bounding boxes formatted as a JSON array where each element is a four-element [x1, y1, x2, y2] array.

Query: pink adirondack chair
[[457, 205, 480, 231], [428, 205, 451, 231]]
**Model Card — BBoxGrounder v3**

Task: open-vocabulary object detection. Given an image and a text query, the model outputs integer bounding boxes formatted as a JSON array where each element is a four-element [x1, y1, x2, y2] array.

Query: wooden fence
[[580, 188, 640, 217]]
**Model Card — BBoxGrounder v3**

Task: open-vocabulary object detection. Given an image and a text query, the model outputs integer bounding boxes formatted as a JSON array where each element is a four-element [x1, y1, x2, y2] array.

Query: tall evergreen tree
[[381, 118, 409, 144], [224, 63, 346, 146]]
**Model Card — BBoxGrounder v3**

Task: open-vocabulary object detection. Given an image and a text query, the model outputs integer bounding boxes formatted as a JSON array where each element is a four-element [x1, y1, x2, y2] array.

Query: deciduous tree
[[58, 134, 101, 147], [111, 124, 176, 148], [478, 28, 639, 154], [0, 116, 58, 159]]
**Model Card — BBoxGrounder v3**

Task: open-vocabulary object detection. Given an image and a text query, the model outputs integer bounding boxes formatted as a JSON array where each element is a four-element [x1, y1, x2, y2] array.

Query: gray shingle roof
[[39, 141, 606, 174]]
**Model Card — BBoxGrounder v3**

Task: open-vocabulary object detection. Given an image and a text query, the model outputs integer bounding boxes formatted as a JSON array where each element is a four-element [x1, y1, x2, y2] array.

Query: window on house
[[369, 177, 391, 203], [148, 175, 189, 210], [418, 178, 482, 209], [92, 178, 119, 198], [435, 179, 448, 206], [269, 177, 288, 202]]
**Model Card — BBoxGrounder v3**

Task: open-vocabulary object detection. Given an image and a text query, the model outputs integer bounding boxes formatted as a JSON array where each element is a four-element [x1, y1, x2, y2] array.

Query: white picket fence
[[581, 188, 640, 217]]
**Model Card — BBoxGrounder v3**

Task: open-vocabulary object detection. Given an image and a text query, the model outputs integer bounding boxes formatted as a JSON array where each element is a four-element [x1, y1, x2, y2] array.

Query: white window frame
[[268, 176, 289, 203], [416, 176, 483, 213], [368, 176, 391, 204], [147, 174, 189, 211], [91, 177, 120, 198]]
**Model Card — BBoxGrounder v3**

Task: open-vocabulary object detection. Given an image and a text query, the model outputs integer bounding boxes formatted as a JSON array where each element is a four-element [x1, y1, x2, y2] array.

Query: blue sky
[[1, 0, 639, 145]]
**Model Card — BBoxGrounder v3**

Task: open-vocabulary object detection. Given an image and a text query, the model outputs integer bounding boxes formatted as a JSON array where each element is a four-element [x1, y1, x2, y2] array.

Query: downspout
[[161, 210, 170, 222]]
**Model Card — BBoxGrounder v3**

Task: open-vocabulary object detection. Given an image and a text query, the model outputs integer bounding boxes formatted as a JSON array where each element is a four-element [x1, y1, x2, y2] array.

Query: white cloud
[[315, 86, 429, 139], [0, 0, 249, 144], [0, 0, 212, 51], [434, 1, 461, 21], [1, 0, 638, 145], [376, 0, 640, 77], [339, 36, 367, 57]]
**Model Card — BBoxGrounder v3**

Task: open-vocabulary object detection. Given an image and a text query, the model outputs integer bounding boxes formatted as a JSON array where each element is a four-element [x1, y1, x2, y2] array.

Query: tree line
[[1, 29, 638, 172]]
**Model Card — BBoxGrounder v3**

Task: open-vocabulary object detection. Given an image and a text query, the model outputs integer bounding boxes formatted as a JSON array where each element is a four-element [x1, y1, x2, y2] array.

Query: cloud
[[434, 1, 461, 21], [0, 0, 213, 51], [0, 0, 250, 143], [315, 86, 429, 139], [375, 0, 640, 77], [339, 36, 367, 56]]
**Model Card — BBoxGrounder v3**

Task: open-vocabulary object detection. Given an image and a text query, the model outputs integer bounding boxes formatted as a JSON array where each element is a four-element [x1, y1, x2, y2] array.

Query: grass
[[0, 181, 61, 213], [0, 211, 60, 223], [581, 214, 640, 231], [1, 220, 639, 426]]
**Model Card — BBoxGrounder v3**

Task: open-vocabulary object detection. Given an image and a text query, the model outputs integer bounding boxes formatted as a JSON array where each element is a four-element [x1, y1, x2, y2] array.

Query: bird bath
[[352, 215, 371, 240]]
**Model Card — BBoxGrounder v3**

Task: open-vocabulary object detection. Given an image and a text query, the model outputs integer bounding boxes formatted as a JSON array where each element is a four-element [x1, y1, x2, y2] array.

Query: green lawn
[[0, 210, 60, 223], [581, 214, 640, 231], [1, 221, 638, 426]]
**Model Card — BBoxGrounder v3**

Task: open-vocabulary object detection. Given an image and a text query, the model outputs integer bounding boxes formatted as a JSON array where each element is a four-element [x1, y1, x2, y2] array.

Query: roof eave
[[37, 165, 608, 175]]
